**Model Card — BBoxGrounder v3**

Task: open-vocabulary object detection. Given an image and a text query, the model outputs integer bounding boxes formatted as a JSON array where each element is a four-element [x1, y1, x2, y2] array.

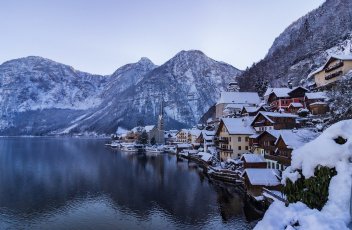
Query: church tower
[[156, 99, 165, 144]]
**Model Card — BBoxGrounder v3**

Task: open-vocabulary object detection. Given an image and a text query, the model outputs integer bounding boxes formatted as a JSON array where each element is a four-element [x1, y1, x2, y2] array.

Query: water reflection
[[0, 137, 256, 229]]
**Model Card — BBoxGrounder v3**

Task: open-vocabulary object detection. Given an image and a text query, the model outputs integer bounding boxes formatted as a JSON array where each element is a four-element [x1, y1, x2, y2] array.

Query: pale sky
[[0, 0, 324, 75]]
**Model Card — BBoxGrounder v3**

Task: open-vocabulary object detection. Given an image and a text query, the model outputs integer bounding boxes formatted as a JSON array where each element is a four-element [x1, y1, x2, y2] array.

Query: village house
[[264, 87, 308, 112], [176, 129, 189, 143], [309, 54, 352, 88], [249, 130, 278, 157], [240, 153, 267, 169], [215, 117, 255, 161], [305, 92, 329, 115], [215, 92, 261, 119], [241, 168, 281, 197], [188, 129, 202, 144], [251, 112, 298, 132], [265, 129, 318, 170], [240, 105, 266, 117], [202, 130, 215, 152], [164, 130, 178, 144]]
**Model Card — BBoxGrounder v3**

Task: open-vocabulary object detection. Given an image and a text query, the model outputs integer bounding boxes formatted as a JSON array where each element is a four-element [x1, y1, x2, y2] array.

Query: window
[[238, 146, 241, 150], [245, 146, 248, 150], [238, 137, 241, 142], [245, 137, 249, 142], [229, 137, 231, 142]]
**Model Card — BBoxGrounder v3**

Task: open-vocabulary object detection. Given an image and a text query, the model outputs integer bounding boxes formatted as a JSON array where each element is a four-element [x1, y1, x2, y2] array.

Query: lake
[[0, 137, 259, 229]]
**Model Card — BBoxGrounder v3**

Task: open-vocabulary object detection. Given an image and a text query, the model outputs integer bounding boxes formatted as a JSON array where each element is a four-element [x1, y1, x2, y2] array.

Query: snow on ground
[[255, 119, 352, 230]]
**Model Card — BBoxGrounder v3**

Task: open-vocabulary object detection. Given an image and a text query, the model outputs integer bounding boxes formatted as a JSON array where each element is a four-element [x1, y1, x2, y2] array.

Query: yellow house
[[215, 117, 255, 161], [176, 129, 189, 143], [310, 54, 352, 88]]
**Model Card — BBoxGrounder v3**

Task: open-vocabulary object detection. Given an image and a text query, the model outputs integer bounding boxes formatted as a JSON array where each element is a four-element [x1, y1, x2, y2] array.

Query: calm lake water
[[0, 137, 259, 230]]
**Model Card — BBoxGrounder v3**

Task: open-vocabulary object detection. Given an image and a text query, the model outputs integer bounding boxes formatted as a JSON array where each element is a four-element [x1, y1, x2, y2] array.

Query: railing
[[262, 188, 288, 204], [325, 70, 343, 80], [325, 61, 343, 73], [265, 154, 291, 165]]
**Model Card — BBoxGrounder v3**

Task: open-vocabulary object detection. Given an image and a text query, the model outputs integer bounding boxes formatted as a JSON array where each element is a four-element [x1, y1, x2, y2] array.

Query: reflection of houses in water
[[214, 185, 244, 222]]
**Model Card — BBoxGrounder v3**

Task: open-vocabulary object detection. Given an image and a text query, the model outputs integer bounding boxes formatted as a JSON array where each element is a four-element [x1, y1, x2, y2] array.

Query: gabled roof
[[217, 92, 260, 105], [240, 153, 266, 163], [288, 102, 303, 108], [144, 125, 155, 133], [242, 106, 263, 113], [189, 129, 202, 137], [305, 92, 327, 100], [251, 112, 298, 126], [264, 88, 291, 98], [308, 54, 352, 77], [242, 169, 280, 186], [275, 129, 319, 149], [220, 117, 255, 135], [265, 87, 308, 99]]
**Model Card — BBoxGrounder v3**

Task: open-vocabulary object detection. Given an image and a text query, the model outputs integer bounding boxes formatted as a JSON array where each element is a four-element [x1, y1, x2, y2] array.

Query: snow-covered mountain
[[237, 0, 352, 91], [71, 50, 242, 133], [0, 56, 109, 135], [0, 51, 241, 135]]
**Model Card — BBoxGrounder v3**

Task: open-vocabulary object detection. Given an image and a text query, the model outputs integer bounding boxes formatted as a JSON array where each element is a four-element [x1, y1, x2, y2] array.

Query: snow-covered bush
[[255, 119, 352, 230]]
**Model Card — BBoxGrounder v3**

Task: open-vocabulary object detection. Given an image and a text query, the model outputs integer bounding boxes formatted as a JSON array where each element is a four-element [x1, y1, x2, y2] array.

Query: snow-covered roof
[[305, 92, 327, 100], [222, 117, 255, 135], [217, 92, 260, 105], [240, 153, 266, 163], [225, 104, 248, 110], [189, 129, 202, 137], [264, 88, 292, 98], [198, 152, 213, 162], [243, 106, 261, 113], [310, 101, 327, 106], [177, 143, 192, 148], [275, 129, 319, 149], [251, 112, 298, 125], [289, 102, 303, 108], [264, 87, 308, 99], [242, 168, 280, 186], [144, 125, 155, 132]]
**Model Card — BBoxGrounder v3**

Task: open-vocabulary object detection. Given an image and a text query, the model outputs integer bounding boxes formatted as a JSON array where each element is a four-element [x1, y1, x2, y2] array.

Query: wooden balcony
[[264, 154, 291, 166]]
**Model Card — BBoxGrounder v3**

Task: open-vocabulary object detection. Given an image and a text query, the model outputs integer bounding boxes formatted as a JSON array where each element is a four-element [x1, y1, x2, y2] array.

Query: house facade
[[215, 118, 255, 161], [251, 112, 298, 132], [176, 129, 189, 143], [265, 87, 308, 112], [310, 55, 352, 88]]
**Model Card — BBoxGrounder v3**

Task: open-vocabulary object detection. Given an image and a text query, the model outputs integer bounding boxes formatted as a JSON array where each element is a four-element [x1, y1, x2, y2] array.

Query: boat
[[163, 145, 176, 154], [145, 146, 163, 154], [121, 145, 138, 152], [110, 142, 120, 148]]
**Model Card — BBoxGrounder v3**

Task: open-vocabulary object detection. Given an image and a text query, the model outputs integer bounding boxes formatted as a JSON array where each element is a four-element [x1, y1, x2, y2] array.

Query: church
[[149, 100, 165, 145]]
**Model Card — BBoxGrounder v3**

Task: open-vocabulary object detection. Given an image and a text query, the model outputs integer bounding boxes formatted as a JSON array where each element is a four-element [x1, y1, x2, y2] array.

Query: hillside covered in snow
[[237, 0, 352, 91]]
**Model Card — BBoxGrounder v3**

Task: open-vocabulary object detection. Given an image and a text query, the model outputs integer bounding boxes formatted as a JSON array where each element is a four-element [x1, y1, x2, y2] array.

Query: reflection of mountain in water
[[0, 138, 255, 229]]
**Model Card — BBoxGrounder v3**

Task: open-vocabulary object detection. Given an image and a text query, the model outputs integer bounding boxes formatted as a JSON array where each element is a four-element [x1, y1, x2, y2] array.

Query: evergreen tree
[[150, 137, 156, 146], [138, 131, 149, 145]]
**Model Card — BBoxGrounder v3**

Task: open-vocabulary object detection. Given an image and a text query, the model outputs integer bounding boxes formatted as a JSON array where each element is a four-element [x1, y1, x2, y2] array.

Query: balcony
[[325, 61, 343, 73], [325, 70, 342, 81], [218, 138, 229, 144], [216, 147, 232, 152], [264, 154, 291, 166]]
